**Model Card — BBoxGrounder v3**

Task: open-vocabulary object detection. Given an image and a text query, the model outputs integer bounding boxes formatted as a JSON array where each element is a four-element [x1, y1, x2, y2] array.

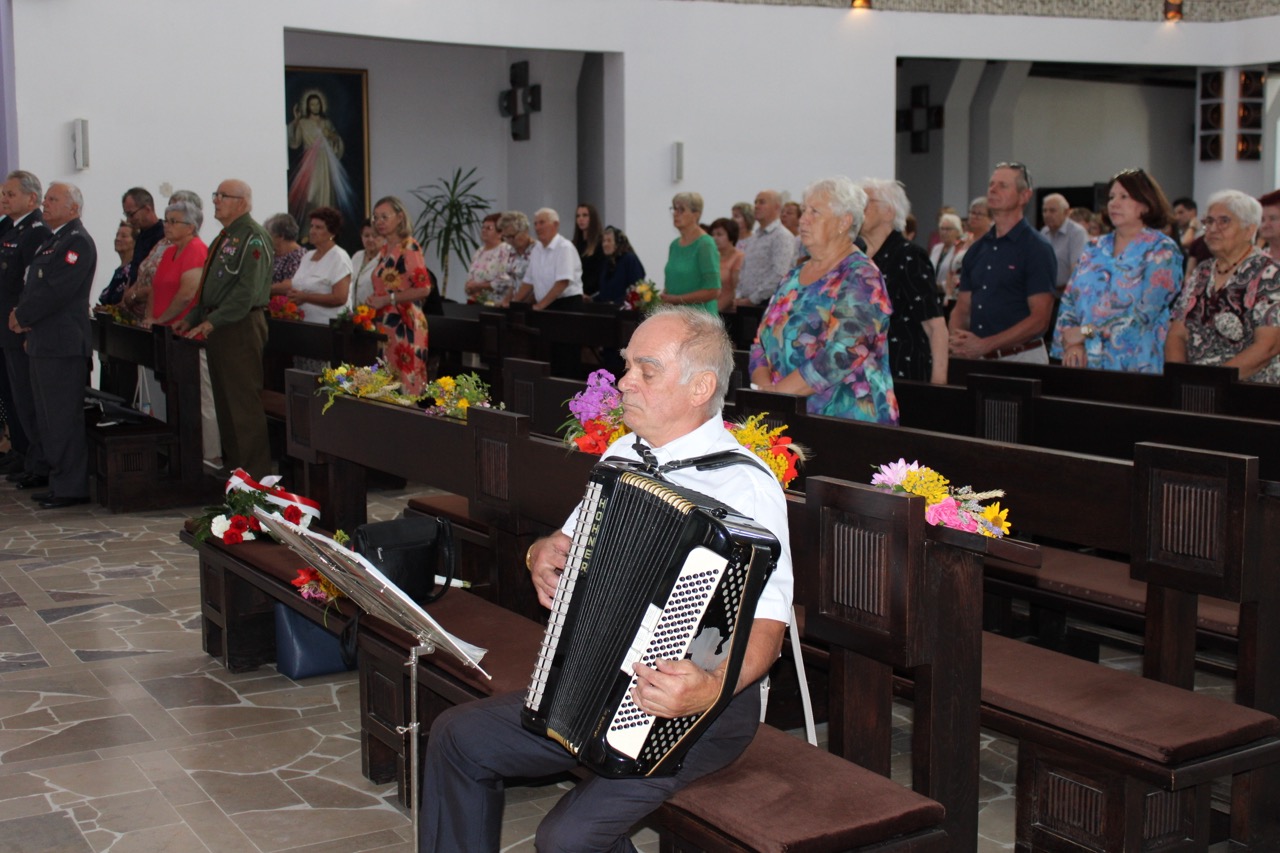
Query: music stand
[[253, 508, 489, 838]]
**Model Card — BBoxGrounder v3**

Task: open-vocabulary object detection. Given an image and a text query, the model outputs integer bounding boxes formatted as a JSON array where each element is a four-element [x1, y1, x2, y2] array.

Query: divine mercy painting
[[284, 66, 369, 251]]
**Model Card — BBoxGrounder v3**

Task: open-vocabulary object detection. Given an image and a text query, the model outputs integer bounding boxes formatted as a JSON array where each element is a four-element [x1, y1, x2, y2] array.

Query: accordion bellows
[[522, 461, 780, 778]]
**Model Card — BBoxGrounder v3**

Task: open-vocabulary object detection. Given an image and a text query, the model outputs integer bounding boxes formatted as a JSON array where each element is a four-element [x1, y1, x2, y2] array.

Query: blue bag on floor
[[273, 601, 356, 679]]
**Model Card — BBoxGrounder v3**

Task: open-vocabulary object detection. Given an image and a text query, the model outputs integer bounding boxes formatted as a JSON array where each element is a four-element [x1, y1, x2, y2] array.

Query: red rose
[[223, 529, 244, 545], [284, 505, 302, 524]]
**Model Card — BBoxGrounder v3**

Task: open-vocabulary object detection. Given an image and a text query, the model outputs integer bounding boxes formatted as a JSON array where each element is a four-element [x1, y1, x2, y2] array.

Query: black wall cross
[[499, 61, 542, 141], [896, 85, 944, 154]]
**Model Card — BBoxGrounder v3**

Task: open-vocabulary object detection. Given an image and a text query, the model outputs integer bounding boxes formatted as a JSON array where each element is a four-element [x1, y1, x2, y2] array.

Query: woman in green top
[[661, 191, 721, 315]]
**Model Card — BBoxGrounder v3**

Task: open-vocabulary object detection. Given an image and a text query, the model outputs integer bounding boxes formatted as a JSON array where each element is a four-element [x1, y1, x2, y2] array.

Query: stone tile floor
[[0, 476, 1235, 852]]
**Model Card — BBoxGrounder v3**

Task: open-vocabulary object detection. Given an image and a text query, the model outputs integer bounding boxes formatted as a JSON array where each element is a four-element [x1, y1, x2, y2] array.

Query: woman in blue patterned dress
[[1051, 169, 1182, 372], [748, 176, 898, 424]]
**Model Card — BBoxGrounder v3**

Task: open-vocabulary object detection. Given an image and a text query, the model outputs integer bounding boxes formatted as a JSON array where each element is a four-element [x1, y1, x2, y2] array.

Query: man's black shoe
[[37, 496, 90, 510], [14, 474, 49, 490], [30, 491, 54, 502]]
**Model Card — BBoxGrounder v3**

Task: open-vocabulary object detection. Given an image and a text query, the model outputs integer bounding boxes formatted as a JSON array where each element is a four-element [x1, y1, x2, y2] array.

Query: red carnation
[[229, 515, 251, 533], [284, 505, 303, 524], [223, 529, 244, 545]]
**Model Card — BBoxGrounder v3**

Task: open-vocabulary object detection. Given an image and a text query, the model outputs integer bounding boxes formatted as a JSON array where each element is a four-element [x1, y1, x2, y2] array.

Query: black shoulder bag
[[340, 513, 457, 666]]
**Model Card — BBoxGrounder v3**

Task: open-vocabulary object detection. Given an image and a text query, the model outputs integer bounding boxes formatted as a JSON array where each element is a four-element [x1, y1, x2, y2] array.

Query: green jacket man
[[175, 180, 274, 477]]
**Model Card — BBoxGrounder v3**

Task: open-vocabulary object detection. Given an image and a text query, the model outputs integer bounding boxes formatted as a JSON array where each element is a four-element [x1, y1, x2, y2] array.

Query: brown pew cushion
[[407, 493, 485, 532], [985, 548, 1239, 637], [417, 590, 543, 696], [982, 633, 1278, 764], [662, 725, 944, 852]]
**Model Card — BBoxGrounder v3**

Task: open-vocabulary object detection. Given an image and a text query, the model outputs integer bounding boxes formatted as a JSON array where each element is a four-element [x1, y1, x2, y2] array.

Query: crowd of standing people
[[1, 161, 1278, 510]]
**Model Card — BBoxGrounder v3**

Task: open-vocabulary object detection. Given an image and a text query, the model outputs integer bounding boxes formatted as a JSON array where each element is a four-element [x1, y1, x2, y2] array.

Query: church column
[[968, 61, 1031, 201]]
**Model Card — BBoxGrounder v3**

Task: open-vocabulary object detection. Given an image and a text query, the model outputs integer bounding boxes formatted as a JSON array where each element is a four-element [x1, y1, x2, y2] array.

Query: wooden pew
[[947, 357, 1280, 420], [88, 317, 217, 510], [895, 374, 1280, 480]]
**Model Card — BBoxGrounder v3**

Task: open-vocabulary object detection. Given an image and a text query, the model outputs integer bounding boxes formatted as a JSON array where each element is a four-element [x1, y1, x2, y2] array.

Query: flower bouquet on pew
[[870, 459, 1010, 538], [316, 360, 424, 413], [268, 294, 304, 321], [423, 372, 501, 420], [625, 279, 662, 313], [192, 468, 321, 545], [560, 369, 807, 487]]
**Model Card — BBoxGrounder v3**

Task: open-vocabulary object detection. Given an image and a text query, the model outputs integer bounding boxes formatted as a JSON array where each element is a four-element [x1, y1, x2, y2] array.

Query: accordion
[[522, 460, 780, 778]]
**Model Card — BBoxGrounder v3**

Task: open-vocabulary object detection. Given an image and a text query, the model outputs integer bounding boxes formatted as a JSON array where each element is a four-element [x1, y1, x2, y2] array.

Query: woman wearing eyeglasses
[[1166, 189, 1280, 383], [661, 192, 720, 315], [1051, 169, 1183, 373], [146, 198, 208, 328]]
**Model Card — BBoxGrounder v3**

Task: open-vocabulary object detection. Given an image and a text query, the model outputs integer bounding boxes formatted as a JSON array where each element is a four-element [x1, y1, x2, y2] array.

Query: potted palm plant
[[411, 167, 493, 300]]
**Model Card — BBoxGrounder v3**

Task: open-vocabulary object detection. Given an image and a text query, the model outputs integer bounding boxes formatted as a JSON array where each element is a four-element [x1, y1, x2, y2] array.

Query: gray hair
[[166, 199, 203, 232], [264, 213, 300, 241], [170, 189, 203, 210], [649, 306, 734, 416], [1206, 189, 1262, 231], [498, 210, 530, 234], [672, 192, 704, 215], [939, 212, 963, 232], [802, 175, 867, 240], [5, 170, 41, 198], [732, 201, 755, 233], [969, 196, 990, 216], [860, 177, 910, 233], [57, 182, 84, 213], [534, 207, 559, 224]]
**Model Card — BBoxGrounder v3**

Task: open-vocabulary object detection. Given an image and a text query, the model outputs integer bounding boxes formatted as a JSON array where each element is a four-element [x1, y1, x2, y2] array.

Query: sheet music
[[253, 508, 489, 678]]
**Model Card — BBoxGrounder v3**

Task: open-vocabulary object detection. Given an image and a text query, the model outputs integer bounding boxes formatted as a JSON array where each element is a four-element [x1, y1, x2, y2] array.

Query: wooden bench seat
[[657, 725, 947, 853], [980, 632, 1280, 851], [984, 548, 1241, 658]]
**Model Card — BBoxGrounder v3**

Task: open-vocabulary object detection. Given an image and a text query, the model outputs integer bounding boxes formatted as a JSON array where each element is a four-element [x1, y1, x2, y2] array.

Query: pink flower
[[924, 496, 962, 528], [871, 458, 920, 488]]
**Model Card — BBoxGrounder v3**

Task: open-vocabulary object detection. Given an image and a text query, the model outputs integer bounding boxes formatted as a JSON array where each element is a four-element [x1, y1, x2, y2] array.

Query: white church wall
[[8, 0, 1271, 298], [1010, 76, 1196, 202]]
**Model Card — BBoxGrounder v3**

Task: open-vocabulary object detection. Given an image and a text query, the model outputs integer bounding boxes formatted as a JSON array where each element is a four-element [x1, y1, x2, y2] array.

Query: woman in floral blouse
[[369, 195, 432, 396], [1167, 189, 1280, 383], [749, 176, 898, 424], [1052, 169, 1183, 373], [463, 213, 514, 306]]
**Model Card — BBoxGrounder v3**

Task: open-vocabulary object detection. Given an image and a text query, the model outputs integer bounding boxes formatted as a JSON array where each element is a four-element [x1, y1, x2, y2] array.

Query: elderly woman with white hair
[[1166, 189, 1280, 383], [860, 178, 947, 384], [930, 212, 964, 301], [749, 176, 898, 423]]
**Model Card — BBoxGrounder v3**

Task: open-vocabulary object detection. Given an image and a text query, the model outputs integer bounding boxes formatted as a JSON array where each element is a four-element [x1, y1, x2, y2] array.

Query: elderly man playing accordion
[[419, 306, 793, 852]]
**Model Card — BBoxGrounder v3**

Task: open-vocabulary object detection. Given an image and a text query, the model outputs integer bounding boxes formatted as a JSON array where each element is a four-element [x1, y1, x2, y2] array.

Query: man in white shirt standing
[[514, 207, 583, 311], [734, 189, 796, 307], [1040, 193, 1086, 296], [514, 207, 584, 374]]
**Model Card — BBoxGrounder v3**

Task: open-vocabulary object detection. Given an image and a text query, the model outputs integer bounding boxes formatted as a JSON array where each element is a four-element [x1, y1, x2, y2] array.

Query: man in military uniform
[[8, 182, 96, 509], [174, 179, 273, 477], [0, 170, 48, 486]]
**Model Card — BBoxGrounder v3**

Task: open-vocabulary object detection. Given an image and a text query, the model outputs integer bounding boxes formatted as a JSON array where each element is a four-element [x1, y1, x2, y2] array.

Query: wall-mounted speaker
[[72, 119, 89, 170]]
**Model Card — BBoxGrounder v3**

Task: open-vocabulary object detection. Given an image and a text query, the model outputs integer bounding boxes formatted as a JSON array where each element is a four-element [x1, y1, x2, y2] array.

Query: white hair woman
[[748, 176, 898, 423], [930, 212, 963, 299], [1166, 189, 1280, 383], [859, 178, 948, 384]]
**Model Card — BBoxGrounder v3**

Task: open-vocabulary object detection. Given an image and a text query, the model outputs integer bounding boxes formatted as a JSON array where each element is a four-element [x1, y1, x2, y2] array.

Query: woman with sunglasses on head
[[1052, 169, 1183, 373]]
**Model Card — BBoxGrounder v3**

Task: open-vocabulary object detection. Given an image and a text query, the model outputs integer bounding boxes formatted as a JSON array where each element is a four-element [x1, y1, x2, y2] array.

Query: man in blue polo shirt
[[948, 162, 1056, 362]]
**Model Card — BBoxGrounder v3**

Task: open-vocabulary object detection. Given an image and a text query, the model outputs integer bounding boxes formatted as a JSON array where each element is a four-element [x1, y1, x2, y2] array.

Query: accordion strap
[[630, 435, 770, 480]]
